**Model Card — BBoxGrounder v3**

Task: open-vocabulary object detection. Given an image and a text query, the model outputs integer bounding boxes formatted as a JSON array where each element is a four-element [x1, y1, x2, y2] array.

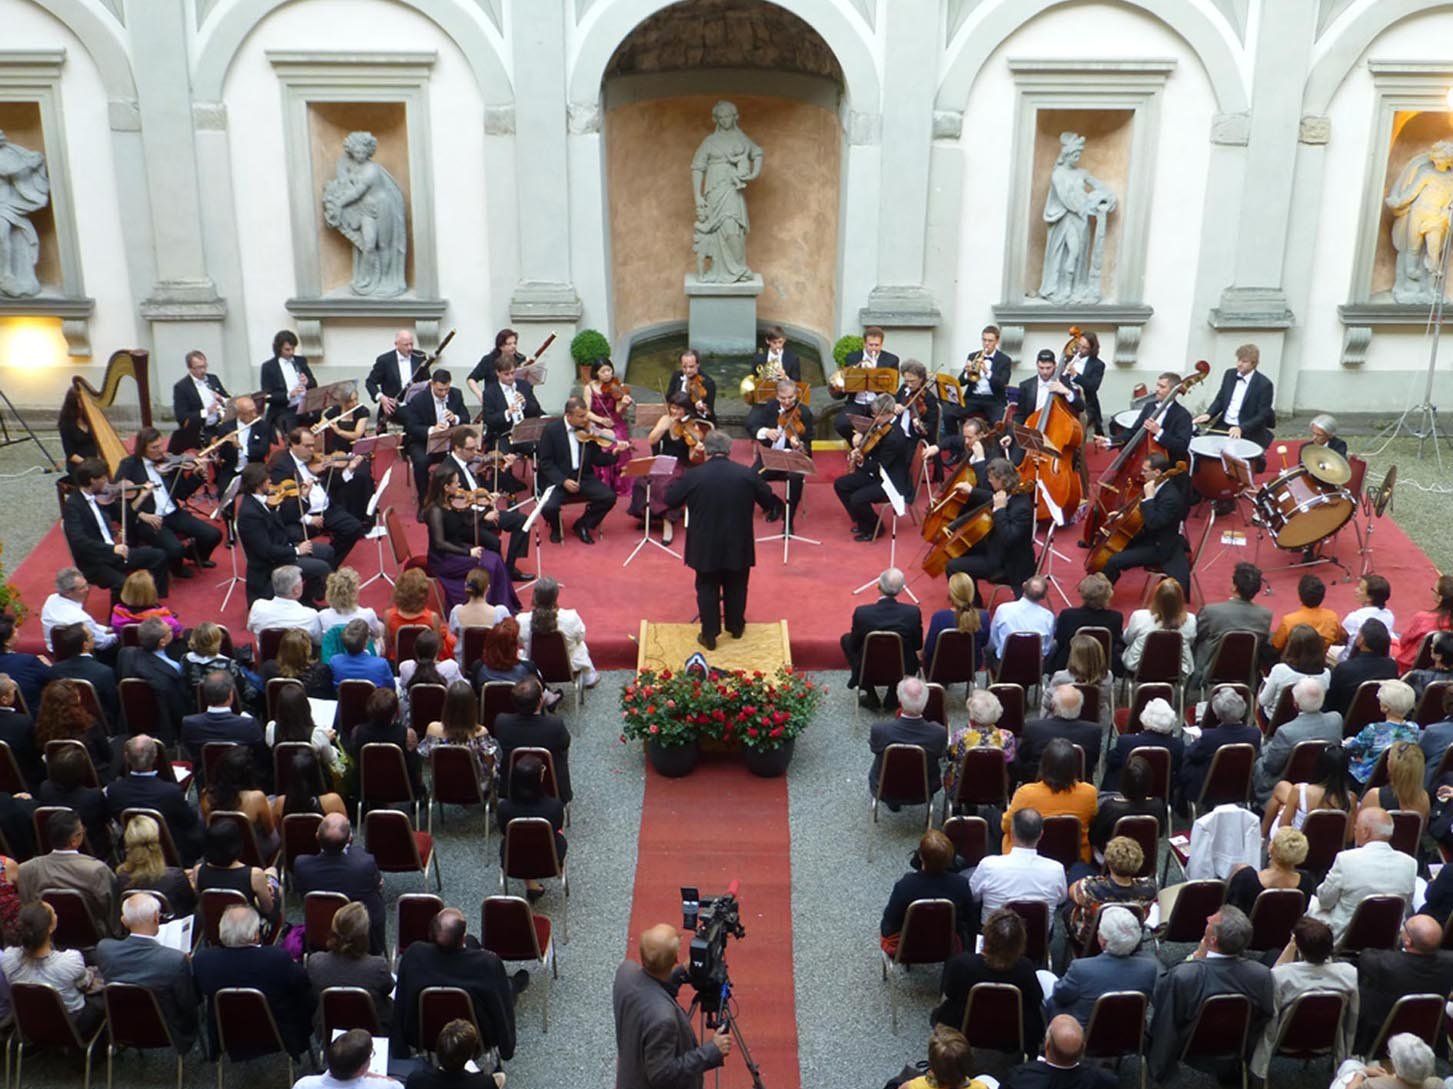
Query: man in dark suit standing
[[745, 378, 813, 525], [1097, 371, 1194, 466], [180, 672, 268, 787], [292, 813, 385, 955], [1063, 330, 1107, 435], [1354, 914, 1453, 1053], [1097, 453, 1191, 597], [478, 354, 544, 469], [96, 891, 199, 1049], [613, 923, 728, 1089], [116, 619, 190, 747], [235, 463, 334, 605], [49, 622, 120, 731], [664, 431, 780, 650], [1005, 1016, 1117, 1089], [833, 392, 913, 541], [1194, 343, 1276, 451], [946, 325, 1013, 434], [752, 325, 801, 382], [1016, 685, 1104, 783], [830, 326, 901, 440], [841, 567, 923, 710], [105, 735, 203, 865], [117, 426, 223, 576], [193, 904, 313, 1059], [213, 395, 272, 497], [171, 349, 230, 445], [365, 328, 428, 434], [867, 677, 947, 803], [391, 908, 519, 1060], [943, 458, 1036, 595], [491, 677, 572, 803], [399, 369, 469, 502], [666, 349, 717, 423], [537, 397, 631, 546], [258, 329, 318, 437], [62, 459, 171, 597]]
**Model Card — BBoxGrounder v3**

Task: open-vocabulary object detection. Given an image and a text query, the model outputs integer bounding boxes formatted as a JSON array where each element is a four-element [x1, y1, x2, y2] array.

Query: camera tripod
[[687, 979, 766, 1089]]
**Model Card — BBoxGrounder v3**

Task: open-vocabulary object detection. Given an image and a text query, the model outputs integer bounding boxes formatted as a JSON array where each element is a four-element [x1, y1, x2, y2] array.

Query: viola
[[1086, 462, 1188, 574], [687, 373, 708, 406]]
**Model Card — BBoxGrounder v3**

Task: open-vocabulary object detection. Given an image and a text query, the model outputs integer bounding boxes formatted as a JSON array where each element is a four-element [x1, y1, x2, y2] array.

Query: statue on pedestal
[[322, 131, 407, 297], [1386, 139, 1453, 304], [1036, 131, 1117, 305], [690, 101, 763, 284], [0, 131, 50, 299]]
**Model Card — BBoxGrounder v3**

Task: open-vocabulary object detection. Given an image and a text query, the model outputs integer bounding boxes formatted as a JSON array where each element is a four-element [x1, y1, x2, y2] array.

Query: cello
[[1018, 330, 1085, 521], [1086, 459, 1188, 574], [922, 476, 1036, 578], [1080, 360, 1210, 546], [921, 405, 1015, 543]]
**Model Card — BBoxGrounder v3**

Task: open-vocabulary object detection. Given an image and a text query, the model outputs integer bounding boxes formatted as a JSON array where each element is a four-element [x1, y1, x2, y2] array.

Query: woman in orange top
[[385, 567, 456, 662], [1395, 574, 1453, 674], [1002, 737, 1097, 864]]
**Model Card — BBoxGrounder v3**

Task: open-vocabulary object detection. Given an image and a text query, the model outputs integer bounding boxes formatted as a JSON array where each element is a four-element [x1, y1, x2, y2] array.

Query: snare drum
[[1252, 467, 1355, 549], [1189, 436, 1264, 501]]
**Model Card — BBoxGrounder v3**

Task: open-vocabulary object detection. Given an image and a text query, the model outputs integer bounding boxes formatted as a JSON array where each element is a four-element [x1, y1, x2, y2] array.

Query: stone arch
[[191, 0, 513, 103], [936, 0, 1249, 115], [569, 0, 879, 112], [1305, 0, 1453, 115], [23, 0, 136, 100]]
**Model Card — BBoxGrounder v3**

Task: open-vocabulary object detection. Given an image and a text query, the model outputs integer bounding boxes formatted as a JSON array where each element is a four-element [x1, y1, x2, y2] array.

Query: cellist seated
[[1096, 453, 1192, 597], [926, 415, 1021, 484], [938, 458, 1036, 595]]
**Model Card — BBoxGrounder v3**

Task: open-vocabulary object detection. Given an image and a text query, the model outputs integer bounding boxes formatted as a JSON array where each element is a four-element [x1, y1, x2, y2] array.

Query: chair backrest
[[394, 624, 429, 665], [509, 746, 560, 800], [360, 742, 415, 806], [1300, 808, 1352, 874], [1199, 683, 1254, 729], [43, 738, 99, 788], [337, 678, 378, 737], [1282, 740, 1329, 784], [41, 887, 102, 950], [264, 677, 305, 723], [923, 682, 947, 730], [1161, 879, 1227, 943], [385, 507, 415, 567], [996, 632, 1044, 690], [942, 815, 989, 869], [1072, 682, 1101, 726], [209, 809, 275, 868], [321, 986, 383, 1039], [1004, 899, 1050, 967], [531, 629, 575, 686], [33, 805, 93, 857], [876, 744, 930, 805], [69, 678, 108, 733], [1077, 901, 1146, 956], [11, 981, 86, 1050], [103, 982, 175, 1051], [1083, 991, 1148, 1059], [926, 628, 976, 687], [1369, 993, 1446, 1058], [479, 682, 515, 733], [1119, 682, 1174, 734], [1413, 631, 1438, 673], [1197, 743, 1256, 808], [1248, 887, 1307, 951], [950, 747, 1008, 809], [1335, 894, 1406, 955], [199, 741, 238, 788], [1390, 809, 1425, 858], [409, 683, 449, 734], [1182, 993, 1252, 1063], [481, 895, 548, 962], [460, 626, 490, 673], [1342, 680, 1385, 738], [1265, 684, 1298, 737], [1126, 745, 1171, 803], [502, 817, 563, 882], [431, 745, 487, 808], [1272, 990, 1347, 1059], [281, 811, 324, 875], [1077, 626, 1113, 664], [364, 809, 427, 874], [988, 682, 1025, 735], [893, 899, 957, 966], [0, 740, 25, 794], [273, 740, 324, 797], [860, 631, 908, 690], [1414, 680, 1453, 726], [961, 982, 1024, 1056], [214, 987, 288, 1061], [1206, 631, 1259, 689], [1036, 815, 1081, 871], [418, 987, 480, 1053], [1135, 629, 1183, 686], [199, 887, 248, 946], [304, 890, 350, 953], [258, 628, 288, 664], [120, 807, 181, 868], [396, 893, 444, 960], [1111, 815, 1160, 878]]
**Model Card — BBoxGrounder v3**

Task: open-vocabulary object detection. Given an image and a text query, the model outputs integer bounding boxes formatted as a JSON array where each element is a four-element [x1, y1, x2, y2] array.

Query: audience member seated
[[193, 904, 312, 1059], [0, 818, 24, 936], [1253, 677, 1342, 805], [1346, 679, 1418, 786], [943, 689, 1016, 807], [181, 672, 268, 787], [106, 730, 199, 868], [245, 564, 323, 644], [1066, 835, 1155, 949], [386, 568, 456, 662], [418, 679, 499, 775], [1047, 905, 1159, 1026], [40, 567, 117, 660], [201, 745, 278, 862], [517, 576, 599, 688], [319, 566, 384, 658], [36, 742, 111, 856], [1396, 574, 1453, 675], [398, 629, 462, 724], [1341, 1033, 1444, 1089], [109, 570, 183, 639], [0, 616, 53, 714], [1225, 827, 1313, 920], [1364, 740, 1429, 825], [0, 674, 42, 790], [1004, 738, 1097, 866], [305, 901, 394, 1032], [189, 819, 277, 935], [1337, 573, 1397, 660], [266, 682, 343, 782], [48, 622, 120, 729], [1046, 572, 1123, 676], [114, 812, 196, 917], [260, 628, 334, 699], [987, 576, 1055, 670], [1326, 618, 1398, 716], [447, 569, 509, 666], [971, 807, 1066, 919], [345, 688, 426, 801], [1271, 573, 1342, 653], [405, 1019, 504, 1089], [923, 573, 989, 677], [931, 907, 1044, 1046], [293, 813, 385, 955], [296, 1028, 400, 1089], [881, 830, 976, 954], [1016, 685, 1103, 785], [116, 617, 190, 745], [1177, 685, 1260, 808], [1004, 1015, 1117, 1089], [390, 907, 519, 1061], [16, 809, 117, 936], [1258, 623, 1330, 720], [1310, 807, 1417, 941], [95, 891, 198, 1049], [1263, 745, 1355, 842], [899, 1026, 983, 1089], [497, 754, 567, 902], [35, 675, 112, 777], [1354, 913, 1453, 1054], [1041, 635, 1112, 729], [1420, 688, 1453, 785], [1090, 754, 1165, 855], [1146, 905, 1273, 1083], [329, 618, 396, 690], [182, 621, 260, 716], [1, 901, 102, 1034], [270, 748, 347, 823], [1251, 916, 1357, 1080], [473, 617, 536, 687], [1123, 577, 1197, 681], [841, 568, 923, 710], [1192, 562, 1272, 691], [868, 677, 947, 807], [1101, 696, 1182, 795], [1408, 636, 1453, 709]]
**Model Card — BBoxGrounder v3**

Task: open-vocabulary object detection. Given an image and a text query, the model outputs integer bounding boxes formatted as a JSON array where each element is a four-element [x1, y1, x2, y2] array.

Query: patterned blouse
[[943, 725, 1017, 795], [1067, 874, 1156, 947], [1344, 719, 1418, 783]]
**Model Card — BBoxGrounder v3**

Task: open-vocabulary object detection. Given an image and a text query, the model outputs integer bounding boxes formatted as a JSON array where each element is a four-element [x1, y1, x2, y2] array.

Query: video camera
[[680, 880, 745, 1016]]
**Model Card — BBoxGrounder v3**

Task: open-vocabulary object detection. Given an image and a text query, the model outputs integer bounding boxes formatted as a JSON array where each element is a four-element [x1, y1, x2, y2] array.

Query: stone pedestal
[[685, 273, 763, 355]]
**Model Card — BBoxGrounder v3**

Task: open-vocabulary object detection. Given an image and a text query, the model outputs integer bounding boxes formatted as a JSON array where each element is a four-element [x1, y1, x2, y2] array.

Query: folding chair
[[1269, 989, 1347, 1073], [365, 809, 441, 892], [1072, 682, 1101, 726], [1333, 894, 1405, 956], [460, 626, 491, 673], [479, 682, 515, 733], [264, 677, 306, 723], [1390, 809, 1424, 858], [1035, 815, 1081, 872], [393, 624, 429, 666], [532, 629, 584, 714], [409, 683, 449, 735], [70, 678, 110, 736], [1004, 899, 1050, 968], [1247, 887, 1307, 952], [395, 892, 443, 967], [1414, 680, 1453, 726], [870, 744, 932, 860], [508, 746, 567, 826], [1131, 630, 1183, 712], [481, 895, 558, 1030], [1156, 879, 1226, 950], [942, 815, 989, 869], [320, 986, 383, 1040], [1282, 740, 1329, 785], [854, 631, 908, 725], [1365, 993, 1445, 1058], [1070, 902, 1147, 961], [207, 809, 277, 869], [1077, 625, 1114, 666], [418, 987, 482, 1057], [10, 981, 107, 1089], [280, 811, 323, 903], [272, 741, 323, 799], [213, 987, 296, 1085], [1190, 743, 1257, 821], [303, 890, 350, 953], [120, 807, 183, 868], [198, 888, 247, 947], [1411, 631, 1439, 672], [1263, 684, 1297, 737], [988, 682, 1026, 736], [357, 742, 421, 825], [34, 805, 97, 857], [926, 629, 976, 696], [336, 678, 377, 738], [1114, 682, 1174, 735], [1299, 808, 1351, 878], [995, 632, 1045, 703], [1084, 991, 1149, 1089], [923, 682, 947, 730], [960, 982, 1026, 1062], [42, 738, 99, 788], [257, 628, 289, 664], [384, 507, 428, 576], [500, 817, 568, 941], [1180, 993, 1252, 1089], [1111, 814, 1160, 878], [1203, 631, 1260, 695], [429, 744, 490, 837], [104, 981, 185, 1089], [0, 740, 27, 794], [1126, 745, 1171, 808], [1195, 683, 1254, 729], [879, 898, 956, 1032], [41, 887, 104, 951], [942, 747, 1008, 821], [1342, 680, 1384, 739]]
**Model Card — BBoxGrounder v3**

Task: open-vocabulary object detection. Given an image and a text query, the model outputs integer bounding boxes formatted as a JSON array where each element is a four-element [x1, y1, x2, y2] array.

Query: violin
[[778, 404, 807, 444], [574, 426, 619, 449], [307, 451, 356, 472], [848, 404, 900, 468], [266, 480, 302, 507], [669, 417, 710, 459], [687, 374, 708, 406], [154, 452, 212, 473], [96, 479, 155, 510], [446, 481, 499, 510], [600, 376, 630, 402]]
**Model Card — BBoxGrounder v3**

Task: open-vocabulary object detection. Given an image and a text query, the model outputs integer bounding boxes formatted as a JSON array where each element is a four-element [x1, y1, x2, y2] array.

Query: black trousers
[[409, 447, 446, 500], [157, 508, 222, 564], [760, 469, 804, 513], [834, 469, 886, 533], [541, 476, 615, 532], [471, 508, 530, 568], [945, 552, 1025, 597], [833, 400, 873, 441], [1101, 542, 1191, 600], [84, 546, 171, 597], [247, 545, 334, 606], [288, 506, 362, 567], [696, 569, 749, 640]]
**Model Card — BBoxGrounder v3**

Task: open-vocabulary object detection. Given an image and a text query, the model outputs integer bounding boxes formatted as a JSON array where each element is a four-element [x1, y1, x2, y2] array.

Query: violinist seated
[[1308, 413, 1347, 460], [214, 395, 273, 498], [536, 396, 632, 546], [628, 392, 702, 545], [753, 326, 801, 382], [399, 368, 469, 504], [940, 457, 1036, 596], [893, 360, 940, 450], [266, 429, 364, 568], [1097, 452, 1192, 598], [830, 326, 900, 440], [1016, 349, 1082, 422], [420, 470, 524, 612], [1094, 371, 1193, 466], [943, 324, 1012, 436], [171, 349, 230, 447], [234, 463, 335, 607], [669, 349, 717, 423], [833, 392, 914, 542], [479, 356, 543, 491], [745, 380, 812, 525], [116, 426, 224, 579], [434, 431, 532, 583], [61, 457, 173, 600]]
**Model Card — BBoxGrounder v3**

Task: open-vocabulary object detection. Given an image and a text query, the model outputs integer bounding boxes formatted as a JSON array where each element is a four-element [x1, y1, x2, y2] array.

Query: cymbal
[[1300, 442, 1351, 485]]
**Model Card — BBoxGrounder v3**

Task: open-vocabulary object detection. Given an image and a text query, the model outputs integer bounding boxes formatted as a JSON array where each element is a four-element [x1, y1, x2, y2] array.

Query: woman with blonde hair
[[1066, 835, 1155, 947], [110, 569, 184, 637], [116, 813, 196, 916], [923, 573, 989, 672], [1124, 577, 1197, 679], [1041, 633, 1112, 728], [1364, 739, 1430, 821], [183, 621, 260, 713], [319, 566, 383, 659], [1226, 825, 1313, 915], [900, 1026, 984, 1089], [385, 567, 456, 661]]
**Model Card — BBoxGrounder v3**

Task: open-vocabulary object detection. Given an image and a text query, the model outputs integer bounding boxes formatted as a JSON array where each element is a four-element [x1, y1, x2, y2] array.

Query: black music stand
[[0, 387, 60, 471], [755, 447, 818, 562], [622, 455, 681, 566]]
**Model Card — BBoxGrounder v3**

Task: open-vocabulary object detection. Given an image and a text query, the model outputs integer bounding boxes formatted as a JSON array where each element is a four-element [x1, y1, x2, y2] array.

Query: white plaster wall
[[221, 0, 492, 379], [0, 0, 138, 402], [948, 3, 1216, 412]]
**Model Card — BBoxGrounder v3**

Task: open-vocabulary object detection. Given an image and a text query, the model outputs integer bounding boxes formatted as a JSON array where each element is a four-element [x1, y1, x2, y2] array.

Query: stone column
[[509, 0, 581, 409]]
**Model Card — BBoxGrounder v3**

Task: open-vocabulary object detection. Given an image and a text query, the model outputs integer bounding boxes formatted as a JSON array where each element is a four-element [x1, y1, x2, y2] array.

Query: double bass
[[1018, 330, 1085, 520], [1086, 460, 1188, 574]]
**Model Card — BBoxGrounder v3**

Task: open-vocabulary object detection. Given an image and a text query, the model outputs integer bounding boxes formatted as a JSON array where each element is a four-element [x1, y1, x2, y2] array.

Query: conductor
[[666, 431, 782, 650]]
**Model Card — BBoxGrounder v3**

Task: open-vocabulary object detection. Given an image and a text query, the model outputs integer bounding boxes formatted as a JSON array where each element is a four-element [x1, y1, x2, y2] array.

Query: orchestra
[[629, 391, 707, 544], [668, 349, 717, 423], [400, 368, 468, 503], [833, 391, 912, 542]]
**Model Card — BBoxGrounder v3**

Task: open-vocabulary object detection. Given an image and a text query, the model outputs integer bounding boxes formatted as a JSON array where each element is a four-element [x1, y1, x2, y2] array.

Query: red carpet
[[4, 441, 1437, 669]]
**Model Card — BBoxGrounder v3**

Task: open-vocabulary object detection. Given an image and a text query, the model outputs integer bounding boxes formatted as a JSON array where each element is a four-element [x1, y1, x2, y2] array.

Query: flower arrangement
[[0, 542, 26, 624], [620, 666, 822, 752]]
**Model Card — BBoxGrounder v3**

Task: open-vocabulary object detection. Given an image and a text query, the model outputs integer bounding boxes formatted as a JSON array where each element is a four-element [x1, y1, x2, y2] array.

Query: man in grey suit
[[1312, 807, 1418, 941], [1046, 905, 1159, 1025], [613, 923, 730, 1089], [1253, 677, 1343, 804], [1147, 906, 1274, 1082], [15, 810, 119, 937], [1190, 562, 1271, 691], [95, 892, 198, 1049]]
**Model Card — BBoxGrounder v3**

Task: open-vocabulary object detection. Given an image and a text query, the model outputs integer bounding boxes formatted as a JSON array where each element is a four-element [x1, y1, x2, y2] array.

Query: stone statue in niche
[[1386, 139, 1453, 304], [1035, 131, 1118, 305], [690, 101, 763, 284], [0, 131, 51, 299], [322, 131, 407, 297]]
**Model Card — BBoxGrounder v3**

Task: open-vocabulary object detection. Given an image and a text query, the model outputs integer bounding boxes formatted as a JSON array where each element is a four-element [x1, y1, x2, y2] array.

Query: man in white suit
[[1311, 806, 1416, 941]]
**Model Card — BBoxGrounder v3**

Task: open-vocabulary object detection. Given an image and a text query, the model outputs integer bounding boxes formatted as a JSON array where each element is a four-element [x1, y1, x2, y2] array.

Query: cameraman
[[614, 923, 732, 1089]]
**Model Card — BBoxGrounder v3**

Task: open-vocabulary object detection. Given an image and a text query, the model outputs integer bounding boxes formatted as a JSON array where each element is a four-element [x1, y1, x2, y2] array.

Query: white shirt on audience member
[[969, 845, 1067, 916]]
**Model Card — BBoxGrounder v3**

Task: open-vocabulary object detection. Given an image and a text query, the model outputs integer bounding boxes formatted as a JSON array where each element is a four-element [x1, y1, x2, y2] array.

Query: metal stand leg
[[0, 387, 61, 470], [359, 527, 396, 589], [215, 515, 246, 611], [755, 477, 818, 562], [623, 479, 681, 566], [1033, 522, 1073, 608], [853, 514, 919, 603]]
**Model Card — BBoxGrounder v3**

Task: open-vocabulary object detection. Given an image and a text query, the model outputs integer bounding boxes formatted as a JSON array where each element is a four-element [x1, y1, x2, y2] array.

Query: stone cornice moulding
[[1005, 58, 1179, 85], [266, 51, 439, 85], [989, 303, 1155, 368], [0, 50, 67, 76]]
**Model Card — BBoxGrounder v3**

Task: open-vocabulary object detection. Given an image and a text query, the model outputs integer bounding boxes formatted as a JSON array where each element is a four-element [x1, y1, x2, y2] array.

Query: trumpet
[[963, 353, 985, 385]]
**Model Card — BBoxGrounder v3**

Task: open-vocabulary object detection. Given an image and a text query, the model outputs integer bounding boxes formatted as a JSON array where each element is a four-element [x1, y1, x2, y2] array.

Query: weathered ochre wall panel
[[606, 94, 840, 342]]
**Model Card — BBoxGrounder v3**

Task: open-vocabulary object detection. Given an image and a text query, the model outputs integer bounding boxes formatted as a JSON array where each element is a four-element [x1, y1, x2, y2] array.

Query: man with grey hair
[[1018, 684, 1103, 783], [1147, 905, 1274, 1081], [1253, 676, 1343, 804], [193, 904, 313, 1058], [244, 563, 322, 643], [104, 734, 203, 864], [39, 566, 116, 656], [1312, 806, 1417, 942], [96, 892, 198, 1048], [1375, 1032, 1440, 1087], [868, 677, 946, 808], [832, 390, 913, 541], [115, 617, 190, 745], [1102, 695, 1184, 792], [664, 427, 781, 650], [970, 806, 1066, 918], [841, 567, 923, 710], [1177, 684, 1261, 811], [180, 672, 267, 788], [1047, 905, 1159, 1025], [987, 574, 1055, 665]]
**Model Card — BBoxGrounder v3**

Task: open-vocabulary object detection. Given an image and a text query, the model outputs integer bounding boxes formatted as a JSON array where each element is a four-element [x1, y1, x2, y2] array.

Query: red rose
[[661, 669, 673, 680], [645, 705, 656, 715], [649, 725, 659, 735], [770, 727, 783, 738], [624, 685, 637, 698], [773, 711, 789, 725], [743, 704, 757, 716], [666, 699, 676, 710], [747, 727, 759, 737], [759, 716, 770, 727], [753, 670, 764, 679], [712, 709, 726, 722]]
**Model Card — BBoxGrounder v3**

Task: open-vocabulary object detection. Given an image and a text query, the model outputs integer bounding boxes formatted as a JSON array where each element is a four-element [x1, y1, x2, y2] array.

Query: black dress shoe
[[172, 567, 194, 580], [507, 568, 533, 582], [697, 632, 717, 651], [727, 627, 744, 639], [511, 969, 531, 995], [574, 522, 595, 545], [858, 690, 882, 710], [764, 506, 782, 524], [198, 559, 217, 569], [852, 530, 875, 543], [549, 526, 563, 544]]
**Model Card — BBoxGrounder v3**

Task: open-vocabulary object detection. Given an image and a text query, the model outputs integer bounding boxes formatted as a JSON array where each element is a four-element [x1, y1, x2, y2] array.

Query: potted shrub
[[832, 334, 863, 370], [621, 669, 701, 777], [0, 542, 26, 625], [736, 668, 821, 777], [571, 329, 612, 384]]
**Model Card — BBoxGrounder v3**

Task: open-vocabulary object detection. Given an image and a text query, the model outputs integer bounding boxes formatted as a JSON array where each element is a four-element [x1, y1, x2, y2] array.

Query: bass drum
[[1189, 435, 1264, 501], [1252, 467, 1355, 549]]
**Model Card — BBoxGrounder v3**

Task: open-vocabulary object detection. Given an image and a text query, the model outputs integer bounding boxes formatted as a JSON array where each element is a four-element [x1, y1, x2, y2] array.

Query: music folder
[[758, 447, 815, 477], [303, 379, 357, 415], [351, 433, 400, 458], [836, 366, 899, 394], [623, 455, 678, 479], [426, 430, 455, 455], [509, 416, 552, 445]]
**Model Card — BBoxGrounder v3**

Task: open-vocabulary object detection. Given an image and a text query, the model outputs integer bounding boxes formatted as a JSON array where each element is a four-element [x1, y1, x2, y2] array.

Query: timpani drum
[[1188, 435, 1263, 501], [1109, 407, 1142, 442], [1252, 467, 1356, 550]]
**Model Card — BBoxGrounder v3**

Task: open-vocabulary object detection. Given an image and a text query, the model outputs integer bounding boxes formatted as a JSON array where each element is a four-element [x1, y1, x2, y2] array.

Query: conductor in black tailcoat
[[665, 431, 782, 650]]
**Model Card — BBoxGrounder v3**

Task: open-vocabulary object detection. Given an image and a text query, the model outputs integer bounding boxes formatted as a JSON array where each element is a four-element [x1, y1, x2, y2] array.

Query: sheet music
[[523, 486, 555, 533], [365, 466, 392, 518], [878, 466, 906, 518]]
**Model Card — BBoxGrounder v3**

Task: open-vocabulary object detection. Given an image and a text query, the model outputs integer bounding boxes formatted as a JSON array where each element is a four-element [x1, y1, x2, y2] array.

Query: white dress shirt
[[291, 454, 347, 517], [855, 352, 880, 405], [500, 381, 526, 426], [987, 597, 1056, 660], [395, 352, 416, 390], [279, 359, 305, 407], [1223, 373, 1250, 426], [1033, 379, 1054, 415], [40, 592, 116, 652], [969, 846, 1067, 916], [1185, 803, 1262, 880], [192, 376, 222, 423], [234, 419, 255, 466], [449, 454, 478, 491], [431, 395, 451, 427], [567, 429, 582, 471], [245, 596, 323, 642], [142, 460, 177, 518], [971, 353, 994, 397], [84, 494, 114, 544]]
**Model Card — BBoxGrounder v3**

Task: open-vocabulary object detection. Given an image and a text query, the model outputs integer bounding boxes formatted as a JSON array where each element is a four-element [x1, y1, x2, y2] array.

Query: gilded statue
[[690, 101, 764, 284], [1386, 139, 1453, 304], [322, 131, 408, 297], [1036, 132, 1117, 305]]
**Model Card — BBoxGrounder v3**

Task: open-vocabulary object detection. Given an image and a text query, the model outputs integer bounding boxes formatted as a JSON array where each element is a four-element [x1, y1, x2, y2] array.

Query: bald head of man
[[638, 924, 681, 980], [1045, 1015, 1085, 1067], [1404, 914, 1443, 954]]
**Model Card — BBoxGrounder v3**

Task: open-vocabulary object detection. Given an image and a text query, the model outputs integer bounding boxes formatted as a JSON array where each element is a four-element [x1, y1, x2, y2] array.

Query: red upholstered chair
[[43, 738, 99, 788], [395, 893, 443, 967], [995, 632, 1045, 701], [532, 629, 584, 713], [1126, 745, 1171, 806], [198, 742, 238, 789], [1111, 815, 1160, 878], [460, 626, 491, 673], [384, 507, 428, 575], [1269, 989, 1347, 1072], [272, 741, 325, 800], [1180, 993, 1252, 1089], [418, 987, 481, 1056], [1247, 887, 1307, 953], [429, 744, 491, 836], [1301, 809, 1351, 876], [1282, 740, 1329, 784], [854, 631, 907, 724], [960, 982, 1026, 1061], [321, 986, 383, 1039], [336, 678, 377, 738], [212, 987, 296, 1083], [265, 677, 305, 723], [198, 888, 248, 947], [1005, 899, 1050, 968], [942, 815, 989, 869], [1414, 680, 1453, 726], [393, 624, 428, 665], [10, 981, 107, 1089], [1070, 902, 1147, 961], [923, 682, 947, 730], [871, 745, 932, 858], [365, 809, 440, 892], [481, 895, 557, 1030], [926, 629, 976, 695], [943, 747, 1008, 820], [257, 628, 289, 664], [1072, 682, 1101, 727], [1334, 894, 1405, 956], [104, 981, 186, 1088], [880, 898, 957, 1032], [357, 742, 420, 825], [1035, 815, 1081, 872], [1263, 684, 1297, 737], [280, 811, 323, 903], [208, 809, 277, 868], [34, 805, 98, 858], [479, 682, 515, 733], [1191, 743, 1257, 819], [1390, 809, 1425, 858], [409, 683, 449, 735], [69, 678, 109, 735], [1156, 879, 1226, 947], [1131, 630, 1183, 709], [1114, 682, 1174, 735], [120, 807, 182, 868], [1365, 993, 1446, 1059], [1204, 631, 1260, 694], [1342, 680, 1384, 739], [303, 891, 350, 953], [1196, 684, 1254, 729], [1084, 991, 1149, 1089], [41, 888, 103, 951], [0, 740, 25, 794], [989, 682, 1026, 736]]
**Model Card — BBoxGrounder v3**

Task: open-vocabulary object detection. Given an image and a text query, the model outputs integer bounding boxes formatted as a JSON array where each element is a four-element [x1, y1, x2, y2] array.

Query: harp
[[72, 349, 153, 474]]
